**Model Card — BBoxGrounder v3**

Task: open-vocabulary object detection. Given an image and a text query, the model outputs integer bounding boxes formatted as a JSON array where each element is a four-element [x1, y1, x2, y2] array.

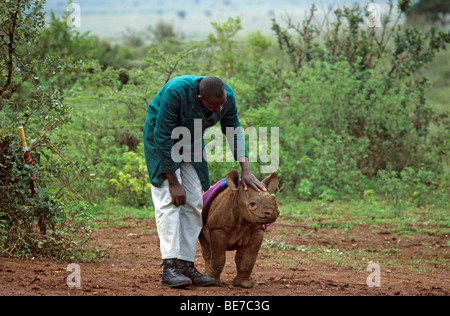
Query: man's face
[[198, 90, 227, 113]]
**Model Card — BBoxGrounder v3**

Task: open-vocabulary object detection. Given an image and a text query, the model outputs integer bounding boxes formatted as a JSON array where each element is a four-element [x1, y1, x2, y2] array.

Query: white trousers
[[151, 162, 203, 262]]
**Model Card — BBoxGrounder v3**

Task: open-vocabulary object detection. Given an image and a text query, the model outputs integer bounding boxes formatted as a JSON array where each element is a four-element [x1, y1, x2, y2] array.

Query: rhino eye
[[249, 201, 257, 208]]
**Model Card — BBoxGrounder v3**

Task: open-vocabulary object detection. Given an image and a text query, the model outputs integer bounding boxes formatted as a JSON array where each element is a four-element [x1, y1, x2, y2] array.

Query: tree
[[270, 1, 449, 198], [0, 0, 94, 259], [0, 0, 45, 100], [406, 0, 450, 26], [148, 20, 180, 44], [207, 16, 243, 77]]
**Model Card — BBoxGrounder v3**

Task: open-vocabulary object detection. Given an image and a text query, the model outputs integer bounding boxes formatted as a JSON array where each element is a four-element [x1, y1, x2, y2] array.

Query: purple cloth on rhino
[[202, 178, 228, 222]]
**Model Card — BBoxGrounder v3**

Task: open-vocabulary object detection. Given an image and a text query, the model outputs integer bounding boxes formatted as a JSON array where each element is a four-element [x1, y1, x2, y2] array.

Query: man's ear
[[226, 169, 240, 191], [262, 172, 279, 192]]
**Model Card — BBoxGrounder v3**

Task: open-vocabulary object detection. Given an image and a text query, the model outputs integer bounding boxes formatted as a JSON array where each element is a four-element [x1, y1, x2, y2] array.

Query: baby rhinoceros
[[199, 169, 280, 288]]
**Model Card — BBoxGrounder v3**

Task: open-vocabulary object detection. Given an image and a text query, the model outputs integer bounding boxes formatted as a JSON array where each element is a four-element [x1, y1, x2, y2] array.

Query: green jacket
[[143, 75, 247, 191]]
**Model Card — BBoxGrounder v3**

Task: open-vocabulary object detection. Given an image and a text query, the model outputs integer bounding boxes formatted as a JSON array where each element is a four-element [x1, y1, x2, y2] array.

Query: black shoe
[[161, 259, 192, 288], [177, 259, 216, 286]]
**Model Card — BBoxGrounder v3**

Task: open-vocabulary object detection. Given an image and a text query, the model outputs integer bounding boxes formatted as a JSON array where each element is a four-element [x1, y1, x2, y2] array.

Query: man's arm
[[220, 89, 266, 192], [154, 89, 186, 206], [154, 89, 182, 175]]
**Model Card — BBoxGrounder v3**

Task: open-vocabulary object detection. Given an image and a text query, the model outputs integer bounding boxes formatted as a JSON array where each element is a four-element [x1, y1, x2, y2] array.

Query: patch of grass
[[261, 197, 450, 274], [262, 237, 308, 252], [94, 195, 448, 274], [95, 203, 155, 227], [277, 197, 449, 238], [261, 240, 447, 275]]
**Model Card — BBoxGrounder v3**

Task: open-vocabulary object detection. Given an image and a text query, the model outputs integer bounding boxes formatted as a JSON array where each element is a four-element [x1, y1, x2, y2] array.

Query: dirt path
[[0, 218, 448, 296]]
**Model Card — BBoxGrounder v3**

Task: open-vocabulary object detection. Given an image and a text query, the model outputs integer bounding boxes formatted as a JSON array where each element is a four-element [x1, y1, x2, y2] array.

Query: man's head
[[198, 76, 227, 113]]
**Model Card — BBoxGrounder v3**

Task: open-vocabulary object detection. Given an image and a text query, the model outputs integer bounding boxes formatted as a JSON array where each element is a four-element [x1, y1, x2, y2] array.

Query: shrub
[[108, 146, 152, 207], [0, 0, 97, 259], [268, 2, 449, 200]]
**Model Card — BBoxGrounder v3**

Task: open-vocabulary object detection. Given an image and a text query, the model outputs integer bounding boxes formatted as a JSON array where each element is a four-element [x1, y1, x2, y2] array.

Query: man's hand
[[239, 157, 267, 192], [166, 173, 186, 206], [241, 168, 266, 192]]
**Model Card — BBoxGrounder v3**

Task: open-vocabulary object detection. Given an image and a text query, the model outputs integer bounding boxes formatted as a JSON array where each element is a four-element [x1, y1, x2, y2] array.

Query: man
[[143, 75, 266, 288]]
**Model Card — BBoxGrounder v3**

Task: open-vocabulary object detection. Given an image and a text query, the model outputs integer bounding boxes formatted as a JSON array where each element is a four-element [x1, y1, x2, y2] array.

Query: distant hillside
[[43, 0, 389, 41]]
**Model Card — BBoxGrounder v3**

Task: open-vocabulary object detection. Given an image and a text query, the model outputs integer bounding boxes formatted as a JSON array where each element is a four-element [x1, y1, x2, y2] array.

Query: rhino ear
[[262, 172, 279, 192], [226, 169, 240, 191]]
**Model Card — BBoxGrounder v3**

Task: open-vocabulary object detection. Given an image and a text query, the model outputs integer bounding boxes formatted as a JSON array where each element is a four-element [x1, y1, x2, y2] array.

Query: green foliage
[[2, 0, 449, 263], [268, 2, 449, 201], [40, 1, 448, 213], [0, 137, 98, 260], [207, 16, 243, 77], [0, 0, 96, 260], [54, 4, 447, 197], [145, 47, 199, 84], [406, 0, 450, 26], [271, 4, 320, 73], [378, 166, 437, 214], [148, 20, 183, 44], [108, 146, 152, 208]]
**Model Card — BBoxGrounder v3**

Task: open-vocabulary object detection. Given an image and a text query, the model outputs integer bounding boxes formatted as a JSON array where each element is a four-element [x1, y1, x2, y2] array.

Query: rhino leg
[[207, 230, 227, 283], [199, 230, 211, 274], [233, 231, 264, 288]]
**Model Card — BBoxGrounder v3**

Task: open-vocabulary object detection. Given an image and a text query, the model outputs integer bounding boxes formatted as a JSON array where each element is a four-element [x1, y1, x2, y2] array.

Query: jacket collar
[[189, 77, 206, 121]]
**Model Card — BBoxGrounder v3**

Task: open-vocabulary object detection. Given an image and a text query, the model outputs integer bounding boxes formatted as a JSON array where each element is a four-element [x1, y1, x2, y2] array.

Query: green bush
[[0, 0, 97, 259], [56, 2, 448, 208], [378, 166, 437, 212], [108, 145, 152, 207], [266, 2, 449, 200], [2, 1, 447, 259]]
